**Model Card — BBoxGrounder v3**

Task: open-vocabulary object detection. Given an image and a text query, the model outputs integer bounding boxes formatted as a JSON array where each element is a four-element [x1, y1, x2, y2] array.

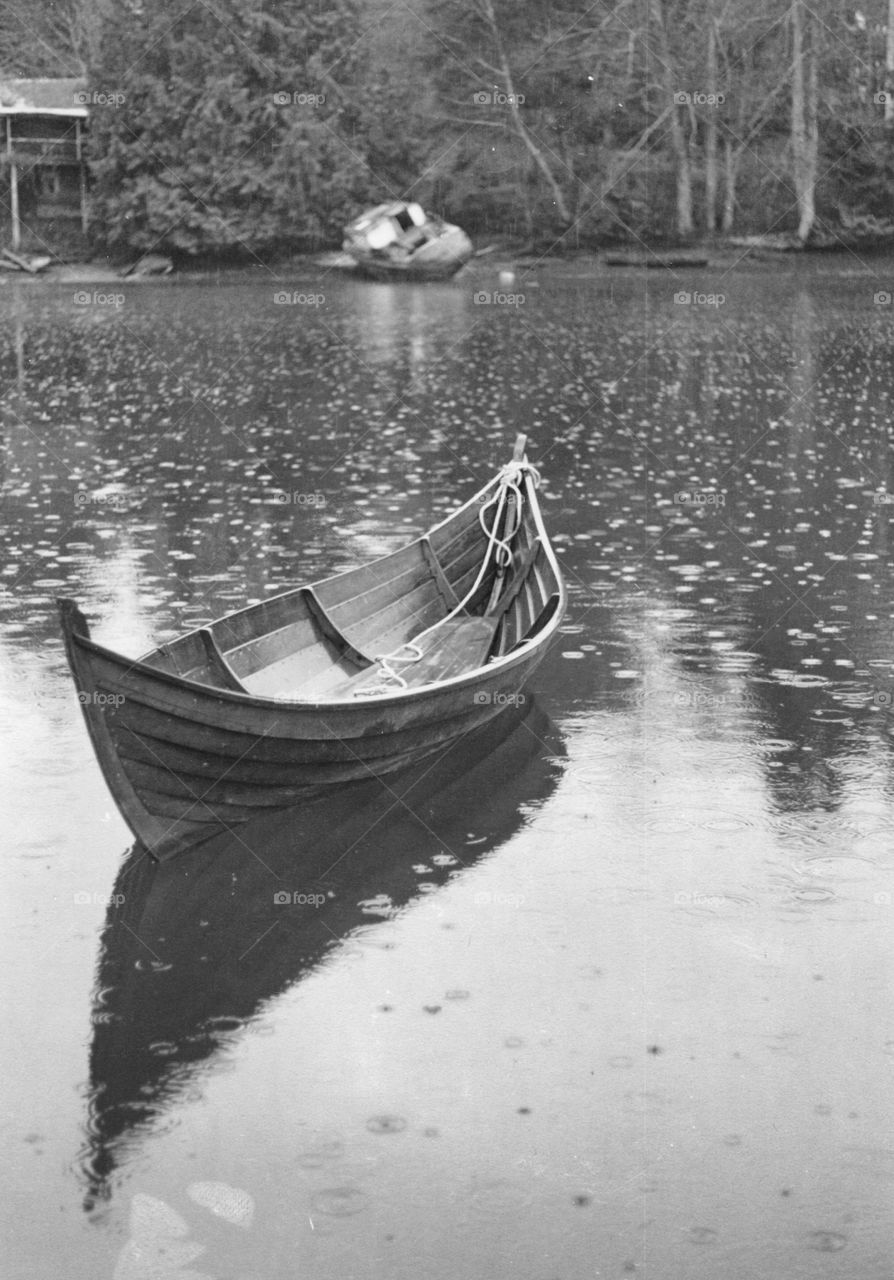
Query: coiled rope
[[352, 458, 541, 696]]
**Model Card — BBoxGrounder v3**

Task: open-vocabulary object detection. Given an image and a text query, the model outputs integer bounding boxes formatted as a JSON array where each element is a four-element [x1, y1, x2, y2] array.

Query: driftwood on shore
[[603, 253, 710, 268], [120, 254, 174, 278], [1, 248, 51, 274], [728, 234, 806, 252]]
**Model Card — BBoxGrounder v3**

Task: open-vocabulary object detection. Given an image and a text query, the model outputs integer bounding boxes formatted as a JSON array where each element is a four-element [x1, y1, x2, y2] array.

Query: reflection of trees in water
[[786, 287, 818, 463], [739, 664, 894, 831], [745, 685, 847, 812], [633, 293, 894, 808], [601, 293, 894, 822], [79, 700, 564, 1212], [0, 286, 482, 610], [744, 289, 894, 810]]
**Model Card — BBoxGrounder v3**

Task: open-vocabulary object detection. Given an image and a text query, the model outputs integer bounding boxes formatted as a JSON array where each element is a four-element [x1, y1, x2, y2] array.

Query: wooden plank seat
[[195, 628, 246, 692], [229, 588, 377, 699]]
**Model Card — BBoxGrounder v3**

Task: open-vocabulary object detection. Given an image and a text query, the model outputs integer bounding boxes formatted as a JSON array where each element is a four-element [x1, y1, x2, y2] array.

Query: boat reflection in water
[[81, 698, 563, 1210]]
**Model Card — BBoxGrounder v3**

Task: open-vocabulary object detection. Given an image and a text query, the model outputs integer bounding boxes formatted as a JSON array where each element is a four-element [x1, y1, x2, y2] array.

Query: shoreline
[[2, 240, 893, 286]]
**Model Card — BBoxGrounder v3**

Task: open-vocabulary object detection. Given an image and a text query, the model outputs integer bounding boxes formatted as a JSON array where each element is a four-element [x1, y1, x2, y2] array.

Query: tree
[[886, 0, 894, 126], [648, 0, 694, 235], [8, 0, 894, 253], [712, 1, 790, 234], [790, 0, 818, 241], [421, 0, 580, 236], [704, 0, 719, 230], [87, 0, 370, 256], [0, 0, 104, 76]]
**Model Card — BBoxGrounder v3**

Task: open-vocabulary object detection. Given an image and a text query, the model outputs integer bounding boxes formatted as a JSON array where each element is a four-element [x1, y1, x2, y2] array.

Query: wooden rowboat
[[59, 436, 566, 860]]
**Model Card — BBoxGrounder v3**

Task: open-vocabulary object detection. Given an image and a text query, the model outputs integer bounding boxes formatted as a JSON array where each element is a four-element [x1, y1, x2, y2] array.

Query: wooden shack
[[0, 78, 88, 252]]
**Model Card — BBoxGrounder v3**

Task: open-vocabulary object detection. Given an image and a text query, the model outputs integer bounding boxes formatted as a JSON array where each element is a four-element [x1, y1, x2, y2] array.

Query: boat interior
[[140, 487, 561, 702]]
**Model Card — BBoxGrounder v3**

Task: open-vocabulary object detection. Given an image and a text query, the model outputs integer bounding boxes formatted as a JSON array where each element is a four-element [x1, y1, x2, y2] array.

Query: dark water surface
[[2, 260, 893, 1278]]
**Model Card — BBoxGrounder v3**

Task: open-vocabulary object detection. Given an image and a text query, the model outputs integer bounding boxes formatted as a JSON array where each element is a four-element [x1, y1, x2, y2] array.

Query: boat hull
[[62, 623, 550, 859], [350, 232, 473, 281]]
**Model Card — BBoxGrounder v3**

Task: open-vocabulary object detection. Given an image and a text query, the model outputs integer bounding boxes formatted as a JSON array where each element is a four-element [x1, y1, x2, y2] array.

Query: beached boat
[[58, 436, 566, 860], [343, 201, 473, 280]]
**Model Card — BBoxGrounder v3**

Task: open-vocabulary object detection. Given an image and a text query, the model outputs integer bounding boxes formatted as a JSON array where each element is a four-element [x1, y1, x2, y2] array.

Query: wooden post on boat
[[505, 431, 526, 562], [485, 435, 527, 613]]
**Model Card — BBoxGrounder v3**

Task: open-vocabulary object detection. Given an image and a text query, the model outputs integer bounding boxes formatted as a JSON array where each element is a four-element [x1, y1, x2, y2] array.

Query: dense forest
[[2, 0, 894, 255]]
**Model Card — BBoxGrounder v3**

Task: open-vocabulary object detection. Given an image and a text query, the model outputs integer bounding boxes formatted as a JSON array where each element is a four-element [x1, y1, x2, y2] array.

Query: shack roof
[[0, 78, 88, 118]]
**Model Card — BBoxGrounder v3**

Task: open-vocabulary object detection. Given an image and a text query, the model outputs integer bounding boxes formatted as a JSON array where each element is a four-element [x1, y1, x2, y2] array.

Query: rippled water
[[2, 259, 893, 1278]]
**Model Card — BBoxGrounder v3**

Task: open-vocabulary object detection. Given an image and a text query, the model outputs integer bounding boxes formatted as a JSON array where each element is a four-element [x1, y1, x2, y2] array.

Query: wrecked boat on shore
[[343, 201, 473, 281]]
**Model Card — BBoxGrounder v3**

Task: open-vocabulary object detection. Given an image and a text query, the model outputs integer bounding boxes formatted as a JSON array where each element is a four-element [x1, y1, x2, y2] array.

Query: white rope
[[353, 459, 540, 696], [350, 642, 422, 697]]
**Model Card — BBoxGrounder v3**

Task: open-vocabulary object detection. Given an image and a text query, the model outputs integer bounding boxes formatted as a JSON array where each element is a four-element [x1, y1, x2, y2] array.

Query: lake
[[2, 256, 893, 1279]]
